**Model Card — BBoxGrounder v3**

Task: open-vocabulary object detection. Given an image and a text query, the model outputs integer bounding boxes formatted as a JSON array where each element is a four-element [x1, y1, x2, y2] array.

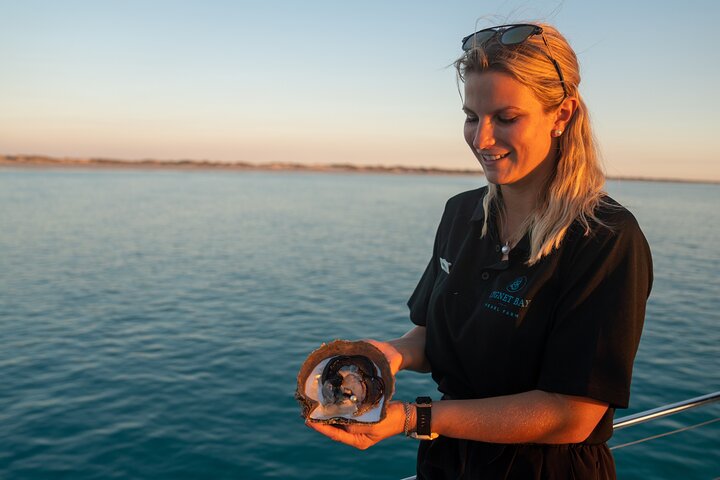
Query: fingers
[[362, 339, 402, 376], [306, 420, 368, 437], [306, 421, 344, 437], [305, 421, 373, 450], [363, 339, 386, 351]]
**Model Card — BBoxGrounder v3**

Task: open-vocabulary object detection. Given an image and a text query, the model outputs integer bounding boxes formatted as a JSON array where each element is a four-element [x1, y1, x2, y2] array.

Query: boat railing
[[612, 390, 719, 430], [400, 391, 720, 480]]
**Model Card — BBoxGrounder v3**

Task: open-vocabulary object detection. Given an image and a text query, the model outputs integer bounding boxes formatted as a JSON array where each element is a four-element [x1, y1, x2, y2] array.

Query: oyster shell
[[296, 340, 394, 424]]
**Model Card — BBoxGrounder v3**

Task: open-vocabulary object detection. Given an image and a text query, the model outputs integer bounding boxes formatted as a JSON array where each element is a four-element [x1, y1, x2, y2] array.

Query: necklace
[[500, 222, 523, 256], [501, 241, 511, 255], [498, 210, 527, 257]]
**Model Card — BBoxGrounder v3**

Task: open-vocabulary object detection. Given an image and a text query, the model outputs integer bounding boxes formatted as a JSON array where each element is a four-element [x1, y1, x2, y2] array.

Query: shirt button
[[495, 245, 501, 252], [481, 272, 490, 280]]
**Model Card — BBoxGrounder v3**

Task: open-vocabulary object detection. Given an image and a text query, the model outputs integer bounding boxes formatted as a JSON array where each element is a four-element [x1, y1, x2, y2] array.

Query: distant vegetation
[[1, 154, 716, 184], [0, 154, 479, 176]]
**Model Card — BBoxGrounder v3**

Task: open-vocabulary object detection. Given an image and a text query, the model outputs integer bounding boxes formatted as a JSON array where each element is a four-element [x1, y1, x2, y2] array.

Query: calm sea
[[0, 169, 718, 479]]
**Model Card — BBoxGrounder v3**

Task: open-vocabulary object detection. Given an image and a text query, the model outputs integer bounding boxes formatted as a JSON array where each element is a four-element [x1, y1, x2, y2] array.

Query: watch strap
[[415, 396, 432, 437]]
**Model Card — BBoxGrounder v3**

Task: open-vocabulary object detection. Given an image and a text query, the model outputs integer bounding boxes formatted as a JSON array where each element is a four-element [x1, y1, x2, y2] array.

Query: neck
[[497, 163, 553, 243], [499, 183, 541, 227], [497, 188, 533, 247]]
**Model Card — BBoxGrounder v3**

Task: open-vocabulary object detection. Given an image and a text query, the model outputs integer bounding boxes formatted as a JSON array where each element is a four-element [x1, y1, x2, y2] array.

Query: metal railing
[[613, 390, 720, 430], [400, 391, 720, 480]]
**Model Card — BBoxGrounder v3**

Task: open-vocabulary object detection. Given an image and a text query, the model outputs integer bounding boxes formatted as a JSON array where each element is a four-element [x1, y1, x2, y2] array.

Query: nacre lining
[[296, 340, 394, 425], [304, 357, 384, 422]]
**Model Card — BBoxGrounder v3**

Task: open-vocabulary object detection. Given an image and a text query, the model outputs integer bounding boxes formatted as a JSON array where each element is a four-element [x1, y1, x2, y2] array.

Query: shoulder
[[429, 186, 487, 244], [561, 195, 652, 282], [441, 185, 487, 223], [567, 195, 645, 245], [595, 196, 642, 230]]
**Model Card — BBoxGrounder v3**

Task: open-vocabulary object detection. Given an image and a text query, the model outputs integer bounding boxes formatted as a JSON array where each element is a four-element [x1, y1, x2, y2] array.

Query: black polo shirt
[[407, 186, 652, 479]]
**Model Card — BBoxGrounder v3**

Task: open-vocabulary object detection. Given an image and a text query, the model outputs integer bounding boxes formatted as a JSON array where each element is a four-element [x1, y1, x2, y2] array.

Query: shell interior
[[296, 340, 394, 424], [304, 356, 385, 422]]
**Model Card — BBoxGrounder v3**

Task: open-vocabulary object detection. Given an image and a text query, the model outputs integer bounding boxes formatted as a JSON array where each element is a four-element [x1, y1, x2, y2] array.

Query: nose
[[473, 119, 495, 150]]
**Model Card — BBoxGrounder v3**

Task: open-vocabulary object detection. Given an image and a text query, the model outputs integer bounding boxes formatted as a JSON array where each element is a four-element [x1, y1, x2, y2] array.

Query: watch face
[[416, 396, 432, 405]]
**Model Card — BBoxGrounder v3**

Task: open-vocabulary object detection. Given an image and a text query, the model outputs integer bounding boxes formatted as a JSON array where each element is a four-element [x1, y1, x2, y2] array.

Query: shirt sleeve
[[537, 212, 653, 409], [407, 209, 445, 327]]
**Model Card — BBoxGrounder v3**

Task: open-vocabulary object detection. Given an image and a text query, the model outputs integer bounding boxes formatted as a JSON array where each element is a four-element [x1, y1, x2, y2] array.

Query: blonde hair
[[455, 23, 607, 265]]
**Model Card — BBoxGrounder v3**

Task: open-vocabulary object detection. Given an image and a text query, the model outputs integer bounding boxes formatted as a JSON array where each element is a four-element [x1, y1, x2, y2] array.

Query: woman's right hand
[[363, 326, 430, 375], [363, 339, 404, 377]]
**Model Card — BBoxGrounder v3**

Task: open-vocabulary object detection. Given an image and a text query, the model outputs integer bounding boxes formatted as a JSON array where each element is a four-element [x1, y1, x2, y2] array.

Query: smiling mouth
[[480, 152, 510, 162]]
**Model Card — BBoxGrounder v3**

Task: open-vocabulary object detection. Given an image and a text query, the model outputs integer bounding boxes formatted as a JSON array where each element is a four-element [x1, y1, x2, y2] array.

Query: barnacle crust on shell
[[295, 340, 394, 425]]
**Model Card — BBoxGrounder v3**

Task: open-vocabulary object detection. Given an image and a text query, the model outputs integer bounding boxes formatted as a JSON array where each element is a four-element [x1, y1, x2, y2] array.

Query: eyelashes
[[464, 115, 519, 124]]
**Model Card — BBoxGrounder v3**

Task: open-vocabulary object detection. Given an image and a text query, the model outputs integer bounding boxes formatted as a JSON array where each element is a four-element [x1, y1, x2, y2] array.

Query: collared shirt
[[407, 186, 653, 478]]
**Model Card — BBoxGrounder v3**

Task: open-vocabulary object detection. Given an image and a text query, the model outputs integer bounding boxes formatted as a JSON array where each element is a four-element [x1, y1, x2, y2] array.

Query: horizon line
[[1, 153, 718, 186]]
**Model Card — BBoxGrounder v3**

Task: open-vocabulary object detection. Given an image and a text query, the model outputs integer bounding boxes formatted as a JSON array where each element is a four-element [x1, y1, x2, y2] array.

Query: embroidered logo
[[439, 257, 452, 274], [505, 276, 527, 293], [483, 277, 533, 320]]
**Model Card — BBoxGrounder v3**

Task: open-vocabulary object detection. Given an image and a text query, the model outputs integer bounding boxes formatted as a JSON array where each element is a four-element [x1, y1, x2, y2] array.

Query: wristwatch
[[411, 396, 439, 440]]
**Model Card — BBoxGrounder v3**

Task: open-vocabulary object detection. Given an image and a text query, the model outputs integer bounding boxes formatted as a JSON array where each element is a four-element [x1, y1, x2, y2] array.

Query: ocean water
[[0, 169, 718, 479]]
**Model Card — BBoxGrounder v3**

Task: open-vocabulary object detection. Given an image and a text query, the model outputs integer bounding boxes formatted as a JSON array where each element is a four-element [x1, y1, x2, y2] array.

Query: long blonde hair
[[455, 23, 607, 265]]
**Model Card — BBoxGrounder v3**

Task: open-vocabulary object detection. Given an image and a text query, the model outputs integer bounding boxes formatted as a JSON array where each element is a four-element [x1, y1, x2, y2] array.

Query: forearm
[[417, 390, 608, 444], [388, 326, 431, 373]]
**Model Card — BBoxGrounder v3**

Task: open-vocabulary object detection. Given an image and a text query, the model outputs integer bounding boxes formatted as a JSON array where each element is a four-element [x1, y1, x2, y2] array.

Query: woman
[[308, 22, 652, 479]]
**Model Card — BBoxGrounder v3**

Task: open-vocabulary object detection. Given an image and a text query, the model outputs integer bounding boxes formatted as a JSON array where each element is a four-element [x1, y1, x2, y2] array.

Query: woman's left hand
[[305, 401, 406, 450]]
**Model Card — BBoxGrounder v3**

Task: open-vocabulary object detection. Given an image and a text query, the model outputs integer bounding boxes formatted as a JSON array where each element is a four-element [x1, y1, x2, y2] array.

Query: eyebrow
[[462, 105, 526, 115]]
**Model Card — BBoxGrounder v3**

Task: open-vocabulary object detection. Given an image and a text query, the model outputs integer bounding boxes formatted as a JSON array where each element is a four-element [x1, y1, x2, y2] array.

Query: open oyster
[[296, 340, 394, 424]]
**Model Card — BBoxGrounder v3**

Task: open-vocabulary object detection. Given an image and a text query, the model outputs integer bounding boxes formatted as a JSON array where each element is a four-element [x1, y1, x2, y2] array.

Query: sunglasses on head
[[461, 24, 568, 98]]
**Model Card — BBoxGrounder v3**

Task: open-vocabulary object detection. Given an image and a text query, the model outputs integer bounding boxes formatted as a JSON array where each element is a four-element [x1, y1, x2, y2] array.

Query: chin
[[478, 162, 509, 185], [486, 176, 519, 187], [481, 171, 504, 185], [479, 166, 495, 183]]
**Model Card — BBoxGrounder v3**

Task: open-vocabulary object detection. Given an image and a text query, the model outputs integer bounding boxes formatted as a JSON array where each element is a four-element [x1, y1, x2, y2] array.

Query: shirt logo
[[505, 276, 527, 293], [483, 276, 532, 320], [439, 257, 452, 274]]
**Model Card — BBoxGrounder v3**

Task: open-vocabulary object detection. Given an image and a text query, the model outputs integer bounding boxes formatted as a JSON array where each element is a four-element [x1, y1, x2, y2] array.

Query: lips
[[480, 152, 510, 162]]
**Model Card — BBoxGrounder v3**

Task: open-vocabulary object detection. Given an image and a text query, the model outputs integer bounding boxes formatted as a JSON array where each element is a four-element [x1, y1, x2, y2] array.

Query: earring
[[552, 129, 563, 137]]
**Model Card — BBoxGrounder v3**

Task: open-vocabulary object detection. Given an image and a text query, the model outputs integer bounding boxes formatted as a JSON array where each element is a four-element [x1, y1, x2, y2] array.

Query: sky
[[1, 0, 719, 181]]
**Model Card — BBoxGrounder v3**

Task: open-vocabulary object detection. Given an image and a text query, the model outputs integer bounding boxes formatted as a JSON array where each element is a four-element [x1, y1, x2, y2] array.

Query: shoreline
[[0, 154, 476, 176], [1, 154, 718, 185]]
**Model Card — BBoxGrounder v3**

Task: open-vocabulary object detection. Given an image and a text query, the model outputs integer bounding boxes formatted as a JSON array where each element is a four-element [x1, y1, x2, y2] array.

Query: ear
[[553, 96, 578, 132]]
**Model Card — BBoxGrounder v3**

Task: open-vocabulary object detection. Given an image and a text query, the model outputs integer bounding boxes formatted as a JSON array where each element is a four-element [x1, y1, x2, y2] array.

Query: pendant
[[501, 242, 511, 255]]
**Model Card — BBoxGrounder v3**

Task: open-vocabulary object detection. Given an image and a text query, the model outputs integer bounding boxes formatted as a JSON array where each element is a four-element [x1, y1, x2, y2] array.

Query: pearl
[[501, 243, 511, 255]]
